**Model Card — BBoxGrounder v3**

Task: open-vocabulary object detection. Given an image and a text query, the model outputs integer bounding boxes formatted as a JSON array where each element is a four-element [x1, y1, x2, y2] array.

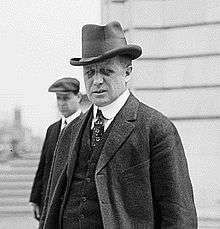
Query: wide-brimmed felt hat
[[70, 21, 142, 66], [48, 77, 80, 94]]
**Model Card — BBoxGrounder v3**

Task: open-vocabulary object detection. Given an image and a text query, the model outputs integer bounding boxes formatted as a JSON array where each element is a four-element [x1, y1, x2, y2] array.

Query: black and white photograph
[[0, 0, 220, 228]]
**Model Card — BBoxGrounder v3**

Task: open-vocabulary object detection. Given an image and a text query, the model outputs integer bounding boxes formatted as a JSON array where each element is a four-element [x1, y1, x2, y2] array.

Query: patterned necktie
[[91, 109, 105, 147]]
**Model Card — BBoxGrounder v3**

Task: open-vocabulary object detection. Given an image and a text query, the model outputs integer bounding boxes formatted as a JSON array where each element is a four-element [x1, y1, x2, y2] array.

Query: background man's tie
[[91, 109, 105, 147], [59, 119, 67, 137], [63, 119, 67, 129]]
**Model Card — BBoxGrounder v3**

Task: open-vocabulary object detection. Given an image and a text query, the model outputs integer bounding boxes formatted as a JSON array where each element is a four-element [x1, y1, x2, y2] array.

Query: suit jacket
[[30, 120, 61, 209], [40, 94, 197, 229], [30, 114, 82, 210]]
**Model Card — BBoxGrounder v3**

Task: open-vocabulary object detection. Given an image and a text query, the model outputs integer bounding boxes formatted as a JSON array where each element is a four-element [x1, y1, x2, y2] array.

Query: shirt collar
[[61, 109, 81, 125], [93, 89, 130, 120]]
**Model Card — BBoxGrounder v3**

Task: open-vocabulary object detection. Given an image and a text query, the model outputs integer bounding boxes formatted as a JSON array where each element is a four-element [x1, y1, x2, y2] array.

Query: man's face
[[56, 92, 80, 118], [83, 56, 127, 107]]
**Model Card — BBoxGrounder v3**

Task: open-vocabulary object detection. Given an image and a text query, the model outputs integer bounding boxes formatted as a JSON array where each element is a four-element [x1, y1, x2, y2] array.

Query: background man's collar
[[61, 109, 81, 125]]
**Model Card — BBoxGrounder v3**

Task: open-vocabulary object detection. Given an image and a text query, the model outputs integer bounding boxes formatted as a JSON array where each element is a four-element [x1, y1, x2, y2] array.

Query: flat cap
[[48, 77, 80, 93]]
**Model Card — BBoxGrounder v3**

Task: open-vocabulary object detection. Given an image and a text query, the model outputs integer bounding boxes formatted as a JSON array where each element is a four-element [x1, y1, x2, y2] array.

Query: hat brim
[[70, 45, 142, 66]]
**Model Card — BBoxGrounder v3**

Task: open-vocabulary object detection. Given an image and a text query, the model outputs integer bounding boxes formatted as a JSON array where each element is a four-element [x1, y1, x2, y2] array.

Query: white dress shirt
[[92, 89, 130, 131], [61, 109, 81, 130]]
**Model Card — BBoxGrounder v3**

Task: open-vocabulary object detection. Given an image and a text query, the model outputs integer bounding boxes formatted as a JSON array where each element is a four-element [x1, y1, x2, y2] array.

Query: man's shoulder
[[137, 99, 175, 132], [125, 93, 172, 126], [47, 120, 61, 131], [139, 101, 167, 120]]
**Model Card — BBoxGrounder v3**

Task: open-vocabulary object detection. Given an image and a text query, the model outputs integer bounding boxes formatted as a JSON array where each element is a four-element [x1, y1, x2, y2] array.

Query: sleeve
[[149, 115, 198, 228], [29, 127, 51, 205]]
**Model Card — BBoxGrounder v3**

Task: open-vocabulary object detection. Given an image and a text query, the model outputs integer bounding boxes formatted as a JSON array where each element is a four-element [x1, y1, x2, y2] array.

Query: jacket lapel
[[47, 116, 82, 199], [66, 108, 93, 187], [47, 120, 61, 148], [96, 94, 139, 174], [54, 119, 62, 139]]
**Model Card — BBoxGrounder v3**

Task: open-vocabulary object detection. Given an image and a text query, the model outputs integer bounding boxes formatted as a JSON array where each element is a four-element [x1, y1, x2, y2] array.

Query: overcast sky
[[0, 0, 101, 137]]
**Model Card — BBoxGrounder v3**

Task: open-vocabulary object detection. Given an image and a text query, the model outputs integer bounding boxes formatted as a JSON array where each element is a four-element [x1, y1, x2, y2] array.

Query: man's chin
[[89, 94, 109, 107], [93, 100, 110, 107], [61, 111, 69, 118]]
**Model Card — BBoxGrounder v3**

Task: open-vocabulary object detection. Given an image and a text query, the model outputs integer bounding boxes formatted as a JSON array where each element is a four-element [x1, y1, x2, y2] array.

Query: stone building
[[101, 0, 220, 225]]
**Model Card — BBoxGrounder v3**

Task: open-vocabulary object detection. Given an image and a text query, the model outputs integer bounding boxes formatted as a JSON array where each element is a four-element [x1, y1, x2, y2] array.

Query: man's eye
[[59, 98, 67, 101], [86, 69, 95, 78], [100, 69, 114, 76]]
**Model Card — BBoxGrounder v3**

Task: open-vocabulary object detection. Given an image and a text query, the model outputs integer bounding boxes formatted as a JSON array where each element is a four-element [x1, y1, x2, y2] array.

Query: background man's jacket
[[30, 115, 82, 211], [40, 94, 197, 229], [30, 120, 61, 210]]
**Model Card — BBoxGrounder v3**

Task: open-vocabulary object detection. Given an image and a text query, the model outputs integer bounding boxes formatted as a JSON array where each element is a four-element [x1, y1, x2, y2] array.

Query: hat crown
[[48, 77, 80, 93], [82, 21, 127, 58], [70, 21, 142, 66]]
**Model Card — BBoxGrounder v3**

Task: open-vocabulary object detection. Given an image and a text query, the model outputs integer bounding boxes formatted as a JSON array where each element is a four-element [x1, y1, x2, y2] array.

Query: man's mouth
[[60, 107, 68, 112], [93, 90, 107, 94]]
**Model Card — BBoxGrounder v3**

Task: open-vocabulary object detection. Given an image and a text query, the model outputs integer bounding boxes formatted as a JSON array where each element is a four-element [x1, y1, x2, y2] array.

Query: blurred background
[[0, 0, 220, 228]]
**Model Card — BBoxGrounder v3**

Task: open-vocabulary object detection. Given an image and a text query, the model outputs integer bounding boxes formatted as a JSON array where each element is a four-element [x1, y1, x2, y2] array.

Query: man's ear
[[126, 65, 132, 76], [125, 65, 132, 83]]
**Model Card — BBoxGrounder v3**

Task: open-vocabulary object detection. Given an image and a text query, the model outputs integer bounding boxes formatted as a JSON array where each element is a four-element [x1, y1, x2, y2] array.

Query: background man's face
[[56, 92, 80, 118], [83, 56, 127, 107]]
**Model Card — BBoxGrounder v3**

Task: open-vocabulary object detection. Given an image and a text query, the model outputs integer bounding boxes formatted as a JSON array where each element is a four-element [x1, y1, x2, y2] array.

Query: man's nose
[[59, 100, 66, 106], [93, 73, 103, 85]]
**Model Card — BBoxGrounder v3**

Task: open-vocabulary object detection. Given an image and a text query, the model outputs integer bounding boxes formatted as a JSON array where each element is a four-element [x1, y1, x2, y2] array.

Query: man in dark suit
[[30, 77, 82, 221], [40, 22, 197, 229]]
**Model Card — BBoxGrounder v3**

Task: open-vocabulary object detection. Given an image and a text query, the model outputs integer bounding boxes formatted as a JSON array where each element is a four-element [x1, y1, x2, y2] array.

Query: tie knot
[[96, 109, 104, 120]]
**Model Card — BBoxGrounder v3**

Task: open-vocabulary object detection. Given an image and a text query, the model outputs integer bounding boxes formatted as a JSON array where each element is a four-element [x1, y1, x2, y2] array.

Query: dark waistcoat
[[62, 113, 112, 229]]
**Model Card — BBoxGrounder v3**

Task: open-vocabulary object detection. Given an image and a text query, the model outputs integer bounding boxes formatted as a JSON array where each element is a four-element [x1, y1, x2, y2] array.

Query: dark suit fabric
[[62, 111, 107, 228], [30, 120, 61, 209], [40, 94, 197, 229]]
